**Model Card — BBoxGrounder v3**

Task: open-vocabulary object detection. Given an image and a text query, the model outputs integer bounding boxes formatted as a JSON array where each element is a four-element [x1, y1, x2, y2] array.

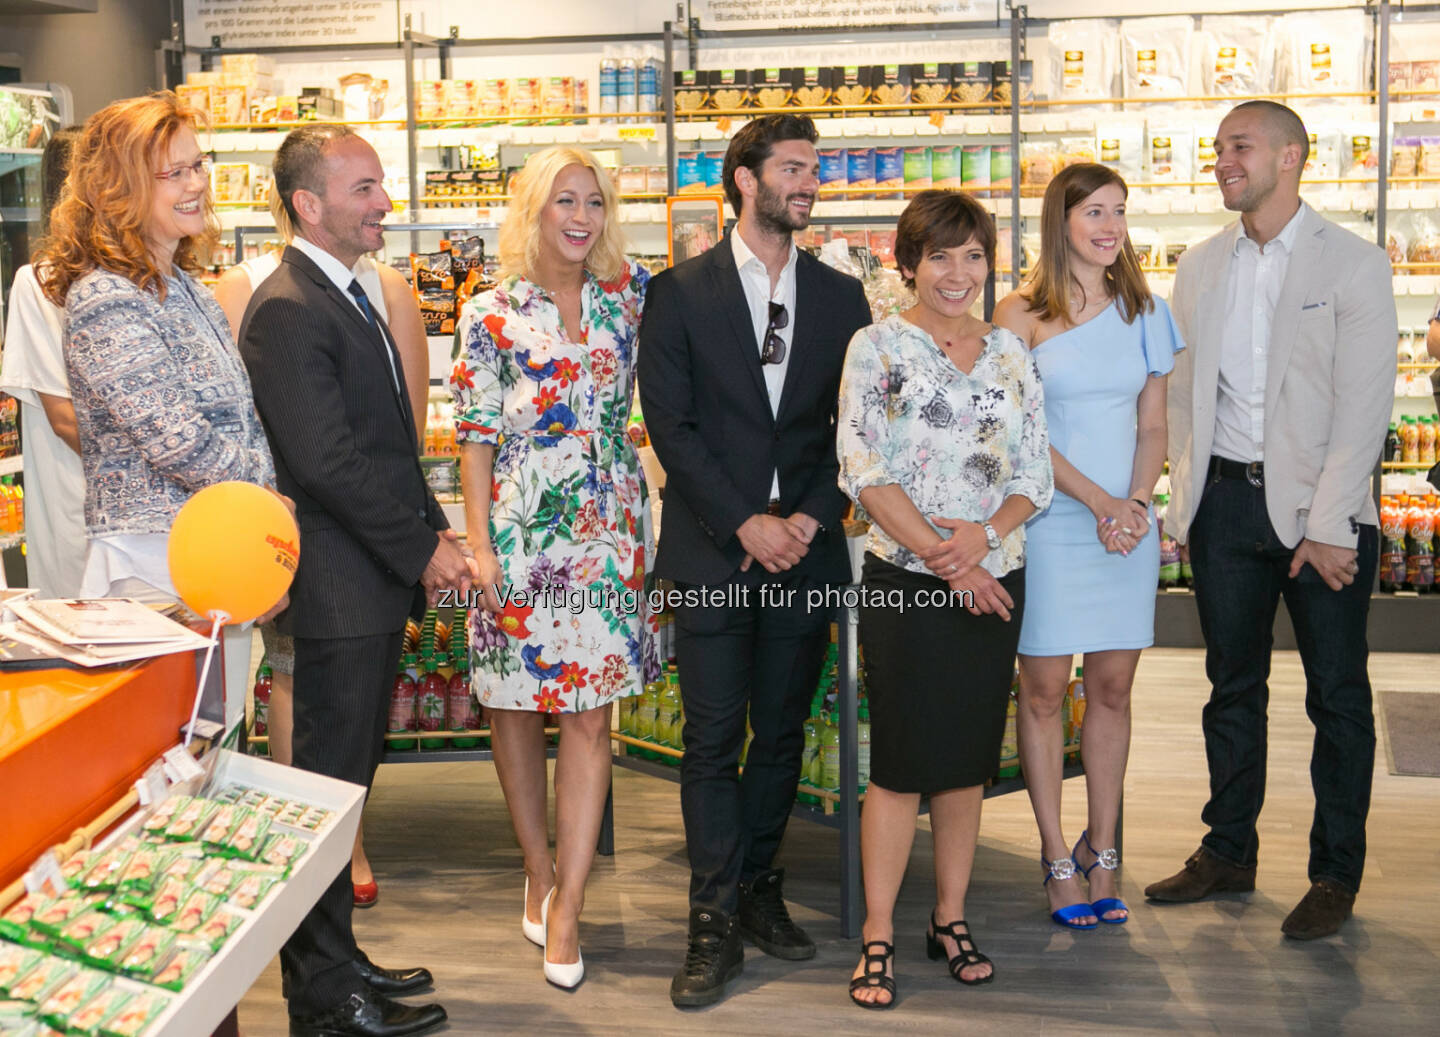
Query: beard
[[752, 175, 814, 235], [1221, 166, 1279, 213]]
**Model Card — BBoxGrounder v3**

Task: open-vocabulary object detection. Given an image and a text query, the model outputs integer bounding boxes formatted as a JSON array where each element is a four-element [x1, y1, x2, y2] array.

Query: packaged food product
[[751, 68, 792, 111], [991, 61, 1033, 109], [149, 945, 209, 993], [187, 910, 242, 953], [228, 874, 278, 912], [59, 853, 91, 889], [141, 797, 185, 835], [1020, 141, 1064, 198], [1096, 123, 1144, 183], [873, 64, 911, 110], [9, 957, 76, 1004], [212, 85, 249, 126], [902, 147, 932, 194], [874, 147, 904, 200], [701, 152, 725, 190], [673, 70, 706, 116], [1408, 215, 1440, 275], [419, 291, 457, 336], [1196, 135, 1218, 181], [57, 911, 115, 954], [77, 842, 138, 893], [818, 148, 847, 196], [1304, 128, 1342, 182], [1197, 16, 1274, 97], [1048, 19, 1119, 105], [846, 148, 875, 200], [933, 145, 963, 190], [415, 81, 447, 121], [1276, 10, 1368, 94], [1392, 136, 1421, 187], [1146, 126, 1194, 185], [260, 833, 308, 873], [1390, 61, 1413, 98], [199, 865, 238, 898], [200, 805, 242, 849], [81, 916, 145, 967], [0, 944, 44, 994], [951, 62, 991, 108], [31, 895, 101, 939], [541, 77, 575, 123], [709, 69, 750, 112], [1420, 137, 1440, 181], [175, 84, 212, 122], [1, 894, 50, 943], [38, 969, 109, 1029], [58, 983, 130, 1035], [224, 810, 273, 860], [168, 891, 218, 935], [1129, 226, 1162, 269], [1121, 16, 1193, 102], [830, 66, 870, 110], [116, 927, 176, 981], [910, 64, 951, 114], [411, 251, 455, 292], [453, 236, 485, 276], [510, 77, 542, 123], [164, 797, 218, 842], [675, 152, 705, 195], [145, 879, 188, 926], [792, 67, 829, 109], [990, 143, 1014, 198], [98, 989, 169, 1037], [1346, 133, 1379, 176], [1414, 61, 1440, 99]]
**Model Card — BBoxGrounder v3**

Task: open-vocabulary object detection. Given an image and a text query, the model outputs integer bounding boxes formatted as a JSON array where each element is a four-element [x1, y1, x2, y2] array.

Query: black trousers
[[1189, 473, 1378, 893], [673, 567, 832, 917], [281, 629, 404, 1016]]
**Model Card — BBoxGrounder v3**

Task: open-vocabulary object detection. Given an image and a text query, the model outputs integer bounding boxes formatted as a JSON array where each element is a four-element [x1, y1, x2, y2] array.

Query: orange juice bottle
[[0, 477, 15, 536], [1399, 415, 1420, 464], [1420, 416, 1437, 466]]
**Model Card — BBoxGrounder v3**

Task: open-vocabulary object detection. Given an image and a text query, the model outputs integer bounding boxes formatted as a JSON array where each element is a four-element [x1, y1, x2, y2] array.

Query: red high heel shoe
[[353, 880, 379, 908]]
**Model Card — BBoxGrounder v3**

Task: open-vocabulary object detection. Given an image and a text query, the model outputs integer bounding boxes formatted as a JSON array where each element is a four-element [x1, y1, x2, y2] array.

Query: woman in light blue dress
[[993, 163, 1183, 930]]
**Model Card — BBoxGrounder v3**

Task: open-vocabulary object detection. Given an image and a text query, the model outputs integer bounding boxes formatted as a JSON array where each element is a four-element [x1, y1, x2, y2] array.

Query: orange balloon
[[168, 481, 299, 624]]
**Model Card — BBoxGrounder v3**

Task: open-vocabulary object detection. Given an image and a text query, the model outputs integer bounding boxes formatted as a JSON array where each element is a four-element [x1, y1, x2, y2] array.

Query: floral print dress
[[451, 261, 660, 712], [837, 315, 1053, 578]]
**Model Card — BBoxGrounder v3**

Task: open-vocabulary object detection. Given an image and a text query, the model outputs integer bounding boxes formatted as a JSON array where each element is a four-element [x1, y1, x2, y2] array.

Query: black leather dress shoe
[[353, 949, 433, 996], [670, 907, 744, 1008], [738, 867, 816, 960], [289, 989, 446, 1037]]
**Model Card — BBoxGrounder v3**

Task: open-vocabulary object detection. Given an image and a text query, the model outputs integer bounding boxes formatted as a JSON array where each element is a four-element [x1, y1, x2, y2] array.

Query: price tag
[[618, 124, 657, 142], [23, 850, 64, 897], [715, 117, 732, 135], [162, 745, 204, 785], [928, 111, 945, 129], [134, 762, 168, 806]]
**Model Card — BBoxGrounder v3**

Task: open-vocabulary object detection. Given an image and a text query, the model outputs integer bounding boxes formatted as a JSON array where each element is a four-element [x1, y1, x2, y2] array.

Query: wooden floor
[[237, 649, 1440, 1035]]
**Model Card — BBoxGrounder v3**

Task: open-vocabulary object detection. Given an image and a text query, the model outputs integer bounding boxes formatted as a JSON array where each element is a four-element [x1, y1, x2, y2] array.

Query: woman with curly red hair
[[450, 145, 658, 990], [35, 91, 281, 699]]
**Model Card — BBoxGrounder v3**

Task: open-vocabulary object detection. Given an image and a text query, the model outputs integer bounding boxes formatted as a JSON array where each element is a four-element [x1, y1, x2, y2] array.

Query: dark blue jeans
[[1188, 473, 1378, 894]]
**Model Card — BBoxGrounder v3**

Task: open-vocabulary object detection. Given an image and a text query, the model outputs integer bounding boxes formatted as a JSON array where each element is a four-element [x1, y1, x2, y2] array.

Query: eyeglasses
[[154, 155, 213, 185], [761, 301, 788, 365]]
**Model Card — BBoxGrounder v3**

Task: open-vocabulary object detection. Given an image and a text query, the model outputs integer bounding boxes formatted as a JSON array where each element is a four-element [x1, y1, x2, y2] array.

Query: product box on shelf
[[794, 67, 830, 109], [674, 70, 706, 116], [752, 68, 793, 110], [952, 62, 993, 108], [709, 69, 751, 112], [909, 63, 952, 114], [830, 66, 872, 110]]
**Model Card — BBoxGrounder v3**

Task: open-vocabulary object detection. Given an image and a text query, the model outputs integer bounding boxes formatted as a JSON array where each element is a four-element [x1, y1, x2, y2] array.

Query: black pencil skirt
[[858, 553, 1025, 795]]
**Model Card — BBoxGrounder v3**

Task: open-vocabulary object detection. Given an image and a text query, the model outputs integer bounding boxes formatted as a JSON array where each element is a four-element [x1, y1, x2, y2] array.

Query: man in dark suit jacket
[[638, 114, 871, 1008], [240, 125, 471, 1037]]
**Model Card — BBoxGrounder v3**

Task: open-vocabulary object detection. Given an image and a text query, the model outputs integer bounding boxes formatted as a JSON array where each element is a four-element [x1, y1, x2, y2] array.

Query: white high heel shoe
[[541, 887, 585, 989], [522, 877, 546, 947]]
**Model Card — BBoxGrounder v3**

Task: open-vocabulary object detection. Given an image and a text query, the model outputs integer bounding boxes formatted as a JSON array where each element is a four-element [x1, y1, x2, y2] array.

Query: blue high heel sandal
[[1041, 854, 1098, 930], [1074, 830, 1129, 925]]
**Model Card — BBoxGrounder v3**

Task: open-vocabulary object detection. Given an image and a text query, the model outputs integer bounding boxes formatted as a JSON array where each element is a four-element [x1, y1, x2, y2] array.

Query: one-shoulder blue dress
[[1017, 298, 1185, 656]]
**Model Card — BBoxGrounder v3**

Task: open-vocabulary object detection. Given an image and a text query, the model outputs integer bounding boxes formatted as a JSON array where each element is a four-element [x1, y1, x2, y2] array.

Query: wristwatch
[[981, 521, 1001, 550]]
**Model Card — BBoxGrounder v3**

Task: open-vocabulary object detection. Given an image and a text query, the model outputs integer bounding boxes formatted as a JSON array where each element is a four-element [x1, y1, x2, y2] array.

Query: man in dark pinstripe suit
[[240, 125, 471, 1037]]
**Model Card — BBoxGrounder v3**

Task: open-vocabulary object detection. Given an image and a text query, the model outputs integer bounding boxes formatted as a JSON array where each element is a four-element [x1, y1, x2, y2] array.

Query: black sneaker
[[738, 867, 816, 960], [670, 907, 744, 1008]]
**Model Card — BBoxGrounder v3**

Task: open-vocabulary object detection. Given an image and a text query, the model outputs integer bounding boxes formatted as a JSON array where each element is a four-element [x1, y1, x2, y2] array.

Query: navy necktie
[[347, 278, 402, 396]]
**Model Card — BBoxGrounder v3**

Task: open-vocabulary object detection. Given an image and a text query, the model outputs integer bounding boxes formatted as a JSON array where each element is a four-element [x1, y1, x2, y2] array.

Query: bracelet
[[1131, 498, 1150, 509]]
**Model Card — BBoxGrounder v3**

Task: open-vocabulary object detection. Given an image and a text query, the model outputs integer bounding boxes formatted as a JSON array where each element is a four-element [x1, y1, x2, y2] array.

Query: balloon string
[[183, 613, 226, 749]]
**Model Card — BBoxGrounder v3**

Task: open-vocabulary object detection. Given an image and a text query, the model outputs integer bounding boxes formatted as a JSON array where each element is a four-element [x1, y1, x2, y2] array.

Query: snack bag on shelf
[[1407, 214, 1440, 276], [116, 925, 176, 981], [830, 66, 870, 110], [847, 148, 876, 201], [98, 989, 170, 1037], [228, 874, 278, 912], [957, 144, 986, 196], [9, 956, 77, 1004], [752, 67, 792, 111], [1145, 125, 1194, 187], [1197, 15, 1275, 97], [164, 796, 218, 842], [1301, 128, 1340, 182], [415, 80, 447, 122], [1120, 16, 1194, 103], [1020, 140, 1064, 198], [1392, 136, 1420, 188], [818, 148, 847, 197], [31, 894, 103, 940], [149, 945, 208, 993], [1095, 122, 1144, 183], [1346, 132, 1379, 176], [60, 983, 132, 1035], [1048, 19, 1119, 107], [81, 915, 146, 968], [673, 69, 705, 118], [951, 62, 991, 109], [992, 61, 1033, 109], [447, 79, 481, 120], [1275, 9, 1368, 95], [910, 63, 950, 115], [0, 943, 45, 995], [37, 968, 110, 1030], [874, 147, 904, 200]]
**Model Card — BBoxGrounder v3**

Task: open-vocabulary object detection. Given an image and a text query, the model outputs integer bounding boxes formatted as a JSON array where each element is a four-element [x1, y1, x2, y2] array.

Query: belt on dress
[[1208, 455, 1264, 488]]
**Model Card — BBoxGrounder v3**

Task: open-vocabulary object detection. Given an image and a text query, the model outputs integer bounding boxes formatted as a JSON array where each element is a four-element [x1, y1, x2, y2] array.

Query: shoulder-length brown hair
[[37, 91, 218, 306], [1023, 163, 1151, 326]]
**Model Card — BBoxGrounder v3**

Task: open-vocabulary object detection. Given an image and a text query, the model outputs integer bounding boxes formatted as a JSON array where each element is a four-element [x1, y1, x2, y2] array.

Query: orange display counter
[[0, 652, 200, 891]]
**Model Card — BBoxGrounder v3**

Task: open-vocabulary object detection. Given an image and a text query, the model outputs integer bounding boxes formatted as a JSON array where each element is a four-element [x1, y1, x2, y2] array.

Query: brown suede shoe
[[1144, 846, 1257, 903], [1281, 879, 1355, 940]]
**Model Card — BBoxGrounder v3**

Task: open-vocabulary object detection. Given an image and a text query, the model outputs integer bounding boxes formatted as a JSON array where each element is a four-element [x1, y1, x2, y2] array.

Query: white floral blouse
[[837, 315, 1053, 578]]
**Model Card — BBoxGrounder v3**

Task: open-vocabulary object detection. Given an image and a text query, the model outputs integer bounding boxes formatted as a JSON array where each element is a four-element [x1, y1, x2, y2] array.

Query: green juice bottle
[[997, 691, 1020, 779], [820, 711, 841, 794], [798, 696, 822, 804], [857, 701, 871, 794], [637, 679, 663, 759], [659, 673, 683, 764]]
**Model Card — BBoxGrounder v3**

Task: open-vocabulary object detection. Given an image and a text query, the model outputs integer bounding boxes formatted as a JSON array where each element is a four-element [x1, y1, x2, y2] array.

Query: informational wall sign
[[185, 1, 398, 49], [695, 0, 987, 31]]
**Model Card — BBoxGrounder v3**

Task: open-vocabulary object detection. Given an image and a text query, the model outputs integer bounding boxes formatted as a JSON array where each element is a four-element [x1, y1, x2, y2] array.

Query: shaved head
[[1226, 100, 1309, 164]]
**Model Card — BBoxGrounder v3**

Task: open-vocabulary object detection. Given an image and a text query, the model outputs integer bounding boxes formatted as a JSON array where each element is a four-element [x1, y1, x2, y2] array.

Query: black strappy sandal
[[926, 912, 995, 986], [848, 940, 897, 1010]]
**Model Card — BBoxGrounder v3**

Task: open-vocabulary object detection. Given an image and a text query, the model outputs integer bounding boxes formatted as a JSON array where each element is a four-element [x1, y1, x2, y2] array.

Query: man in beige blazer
[[1145, 101, 1396, 940]]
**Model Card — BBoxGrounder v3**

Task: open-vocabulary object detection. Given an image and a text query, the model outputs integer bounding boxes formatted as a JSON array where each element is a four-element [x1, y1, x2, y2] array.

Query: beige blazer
[[1166, 205, 1397, 549]]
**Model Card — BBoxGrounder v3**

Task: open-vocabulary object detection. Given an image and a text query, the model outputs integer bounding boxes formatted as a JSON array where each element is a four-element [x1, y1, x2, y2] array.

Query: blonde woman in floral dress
[[452, 146, 658, 990]]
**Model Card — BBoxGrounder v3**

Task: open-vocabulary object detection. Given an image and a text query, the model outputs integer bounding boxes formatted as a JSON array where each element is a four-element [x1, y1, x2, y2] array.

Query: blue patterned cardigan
[[64, 267, 275, 537]]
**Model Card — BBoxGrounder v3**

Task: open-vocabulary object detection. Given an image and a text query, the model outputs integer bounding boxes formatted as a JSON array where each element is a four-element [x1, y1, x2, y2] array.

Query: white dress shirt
[[1212, 201, 1308, 463], [292, 235, 401, 393], [731, 228, 797, 501]]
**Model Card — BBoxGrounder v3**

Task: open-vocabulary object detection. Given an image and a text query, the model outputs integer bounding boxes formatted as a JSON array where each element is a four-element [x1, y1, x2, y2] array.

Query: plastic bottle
[[856, 701, 872, 794], [1407, 496, 1435, 593], [1380, 496, 1408, 593], [820, 711, 841, 794], [388, 657, 418, 751], [0, 478, 13, 537], [636, 678, 662, 759], [447, 651, 480, 748], [415, 657, 447, 749], [599, 49, 619, 122], [1061, 675, 1077, 763], [638, 52, 660, 121], [1400, 415, 1420, 465], [617, 52, 638, 123], [1156, 494, 1180, 589], [1069, 667, 1087, 762], [798, 697, 822, 804], [1385, 422, 1401, 463], [739, 716, 754, 768], [1421, 416, 1438, 467], [252, 659, 272, 741], [8, 478, 21, 536], [659, 671, 683, 763]]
